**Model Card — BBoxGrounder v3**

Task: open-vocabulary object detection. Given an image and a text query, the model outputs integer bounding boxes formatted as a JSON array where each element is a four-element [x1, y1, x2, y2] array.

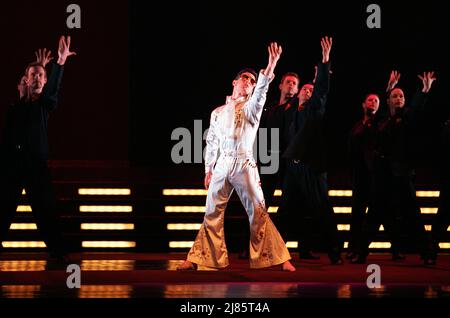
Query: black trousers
[[279, 160, 341, 256], [0, 153, 66, 256], [358, 158, 430, 257], [348, 170, 371, 253]]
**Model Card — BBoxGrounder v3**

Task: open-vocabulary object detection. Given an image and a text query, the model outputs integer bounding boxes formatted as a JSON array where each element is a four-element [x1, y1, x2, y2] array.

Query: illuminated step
[[268, 206, 278, 213], [439, 243, 450, 249], [9, 223, 37, 230], [2, 241, 46, 248], [167, 223, 201, 230], [2, 285, 41, 298], [81, 223, 134, 230], [78, 285, 132, 298], [369, 242, 391, 249], [16, 205, 32, 212], [329, 190, 352, 197], [337, 224, 350, 231], [78, 188, 131, 195], [416, 191, 439, 197], [333, 207, 352, 214], [79, 205, 133, 213], [165, 206, 205, 213], [82, 241, 136, 248], [0, 260, 47, 271], [163, 189, 207, 196], [286, 241, 298, 249], [421, 207, 438, 214]]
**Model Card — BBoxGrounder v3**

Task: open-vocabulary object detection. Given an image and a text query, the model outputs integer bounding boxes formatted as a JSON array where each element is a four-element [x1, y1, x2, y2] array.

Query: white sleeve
[[243, 71, 273, 126], [204, 109, 220, 174]]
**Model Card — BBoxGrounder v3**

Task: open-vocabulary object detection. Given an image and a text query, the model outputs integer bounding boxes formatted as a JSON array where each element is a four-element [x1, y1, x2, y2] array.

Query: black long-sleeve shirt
[[375, 91, 427, 176], [282, 62, 330, 172], [1, 63, 64, 161]]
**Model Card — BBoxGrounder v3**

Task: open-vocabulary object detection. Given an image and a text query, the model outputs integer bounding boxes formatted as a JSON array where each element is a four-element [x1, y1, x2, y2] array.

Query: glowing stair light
[[1, 241, 46, 248], [329, 190, 353, 197], [169, 241, 194, 248], [78, 188, 131, 195], [79, 205, 133, 213], [81, 223, 134, 230], [82, 241, 136, 248], [9, 223, 37, 230], [165, 206, 205, 213], [416, 191, 439, 197], [333, 207, 352, 214], [16, 205, 32, 212], [163, 189, 208, 196], [167, 223, 201, 230]]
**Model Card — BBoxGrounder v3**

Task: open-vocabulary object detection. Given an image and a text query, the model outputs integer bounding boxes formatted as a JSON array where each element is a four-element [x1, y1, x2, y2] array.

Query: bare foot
[[282, 260, 296, 272], [177, 260, 197, 271]]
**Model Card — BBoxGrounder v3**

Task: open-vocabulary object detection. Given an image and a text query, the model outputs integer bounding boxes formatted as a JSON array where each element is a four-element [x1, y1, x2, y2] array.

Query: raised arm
[[35, 48, 53, 67], [244, 42, 283, 125], [261, 42, 282, 79], [57, 35, 76, 65], [418, 71, 436, 93], [386, 70, 401, 93]]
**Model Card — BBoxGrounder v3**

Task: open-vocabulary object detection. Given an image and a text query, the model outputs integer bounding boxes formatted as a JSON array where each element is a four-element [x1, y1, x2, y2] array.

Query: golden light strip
[[416, 191, 440, 197], [0, 260, 47, 271], [78, 285, 132, 298], [79, 205, 133, 213], [81, 260, 135, 271], [167, 223, 201, 230], [165, 206, 205, 213], [2, 285, 41, 298], [329, 190, 353, 197], [2, 241, 46, 248], [274, 190, 282, 196], [333, 207, 352, 213], [337, 224, 350, 231], [420, 208, 438, 214], [9, 223, 37, 230], [16, 205, 32, 212], [163, 189, 208, 196], [22, 189, 26, 195], [369, 242, 391, 249], [439, 243, 450, 249], [286, 241, 298, 249], [78, 188, 131, 195], [81, 223, 135, 230], [81, 241, 136, 248], [169, 241, 194, 248], [268, 206, 278, 213]]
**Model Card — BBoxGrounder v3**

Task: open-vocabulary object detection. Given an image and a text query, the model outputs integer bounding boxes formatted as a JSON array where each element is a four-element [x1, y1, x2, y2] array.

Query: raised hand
[[57, 35, 76, 65], [321, 36, 332, 63], [418, 71, 436, 93], [262, 42, 282, 79], [35, 48, 53, 67], [387, 70, 401, 92], [268, 42, 282, 67]]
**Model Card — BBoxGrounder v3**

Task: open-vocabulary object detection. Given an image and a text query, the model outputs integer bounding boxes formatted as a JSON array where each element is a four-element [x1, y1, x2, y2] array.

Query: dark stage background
[[0, 0, 129, 160], [0, 1, 447, 177], [131, 0, 449, 184]]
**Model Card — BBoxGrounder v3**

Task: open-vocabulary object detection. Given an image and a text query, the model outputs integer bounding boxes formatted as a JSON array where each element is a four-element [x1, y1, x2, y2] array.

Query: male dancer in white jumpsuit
[[178, 43, 295, 271]]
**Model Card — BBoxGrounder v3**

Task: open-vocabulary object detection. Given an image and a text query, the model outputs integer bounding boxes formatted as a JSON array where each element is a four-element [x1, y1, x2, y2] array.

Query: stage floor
[[0, 252, 448, 299]]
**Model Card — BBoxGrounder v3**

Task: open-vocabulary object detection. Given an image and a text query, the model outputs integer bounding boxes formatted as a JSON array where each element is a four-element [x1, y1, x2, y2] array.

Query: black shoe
[[392, 253, 406, 261], [299, 251, 320, 260]]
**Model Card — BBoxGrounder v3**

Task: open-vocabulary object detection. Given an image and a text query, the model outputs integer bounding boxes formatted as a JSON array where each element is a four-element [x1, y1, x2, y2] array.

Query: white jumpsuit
[[187, 72, 291, 268]]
